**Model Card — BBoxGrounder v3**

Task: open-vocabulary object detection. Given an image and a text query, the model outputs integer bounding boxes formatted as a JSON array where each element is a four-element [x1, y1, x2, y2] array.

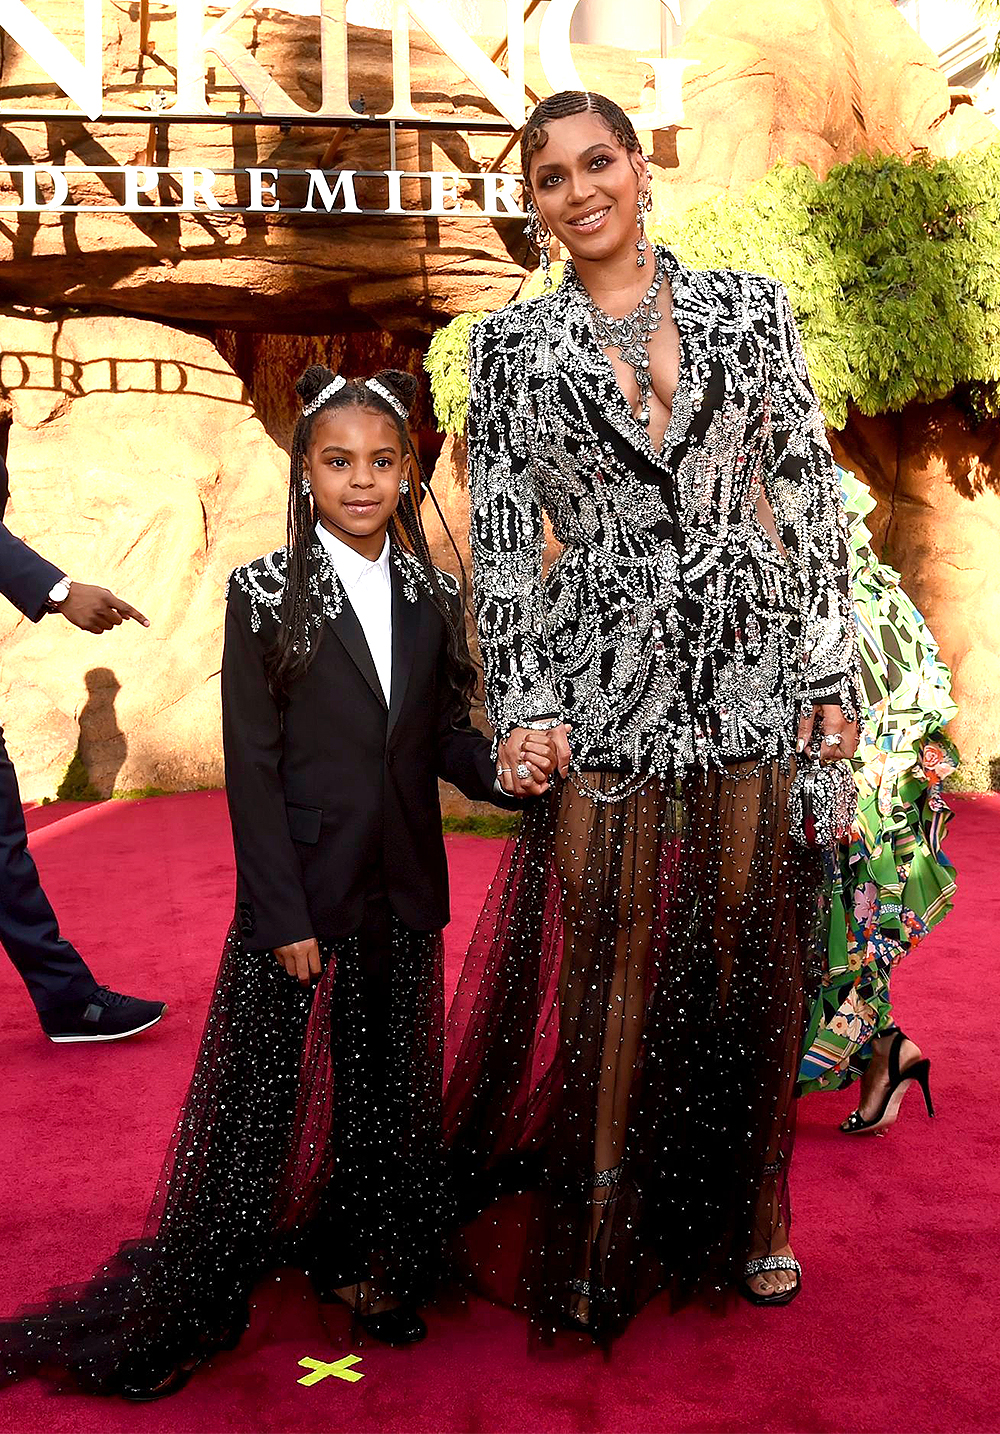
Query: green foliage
[[426, 147, 1000, 433], [44, 775, 187, 804], [654, 149, 1000, 428], [54, 751, 101, 802], [945, 753, 1000, 792], [424, 310, 487, 437], [442, 811, 521, 837]]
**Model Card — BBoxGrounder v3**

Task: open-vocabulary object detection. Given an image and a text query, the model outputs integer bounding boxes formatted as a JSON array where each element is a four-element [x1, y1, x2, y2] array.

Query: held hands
[[796, 703, 859, 764], [59, 582, 150, 633], [273, 937, 322, 986], [497, 723, 573, 797]]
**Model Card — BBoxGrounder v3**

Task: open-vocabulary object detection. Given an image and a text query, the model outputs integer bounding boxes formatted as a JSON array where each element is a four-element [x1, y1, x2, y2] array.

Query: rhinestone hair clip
[[365, 378, 408, 422], [302, 374, 346, 417]]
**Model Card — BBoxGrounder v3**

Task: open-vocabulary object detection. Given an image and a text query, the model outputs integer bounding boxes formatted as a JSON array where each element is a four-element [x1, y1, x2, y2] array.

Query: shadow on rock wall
[[54, 668, 127, 800], [0, 310, 289, 802]]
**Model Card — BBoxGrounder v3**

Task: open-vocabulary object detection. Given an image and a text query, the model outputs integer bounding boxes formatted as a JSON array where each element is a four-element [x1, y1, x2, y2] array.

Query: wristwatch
[[45, 577, 72, 613]]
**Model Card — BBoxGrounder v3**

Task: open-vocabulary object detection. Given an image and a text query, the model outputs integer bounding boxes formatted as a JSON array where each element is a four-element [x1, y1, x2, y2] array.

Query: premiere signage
[[0, 164, 526, 216], [0, 0, 692, 218]]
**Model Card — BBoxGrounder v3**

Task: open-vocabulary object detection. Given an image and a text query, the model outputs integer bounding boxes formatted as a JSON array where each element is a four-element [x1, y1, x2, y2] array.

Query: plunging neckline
[[565, 247, 691, 466]]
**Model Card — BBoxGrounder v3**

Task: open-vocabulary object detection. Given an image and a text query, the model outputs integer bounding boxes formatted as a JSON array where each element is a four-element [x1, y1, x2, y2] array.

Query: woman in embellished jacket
[[444, 91, 861, 1340]]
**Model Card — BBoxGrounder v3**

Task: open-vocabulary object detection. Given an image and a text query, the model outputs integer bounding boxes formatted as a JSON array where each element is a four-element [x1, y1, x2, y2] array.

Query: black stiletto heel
[[117, 1322, 243, 1402], [840, 1029, 934, 1134], [322, 1288, 427, 1346]]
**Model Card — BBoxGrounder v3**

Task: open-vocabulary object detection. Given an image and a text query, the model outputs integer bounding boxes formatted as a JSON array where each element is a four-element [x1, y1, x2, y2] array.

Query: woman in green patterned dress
[[799, 469, 958, 1128]]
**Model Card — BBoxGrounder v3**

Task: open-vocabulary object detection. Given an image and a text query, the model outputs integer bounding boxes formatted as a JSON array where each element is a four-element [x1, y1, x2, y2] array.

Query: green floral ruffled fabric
[[798, 471, 959, 1094]]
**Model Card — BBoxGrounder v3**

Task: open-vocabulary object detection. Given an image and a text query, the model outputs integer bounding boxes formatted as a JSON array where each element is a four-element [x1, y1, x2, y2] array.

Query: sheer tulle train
[[444, 763, 823, 1342]]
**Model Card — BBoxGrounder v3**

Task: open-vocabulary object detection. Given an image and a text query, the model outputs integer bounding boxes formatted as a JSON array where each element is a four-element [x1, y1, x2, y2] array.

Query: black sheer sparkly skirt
[[443, 763, 825, 1345], [0, 908, 449, 1393]]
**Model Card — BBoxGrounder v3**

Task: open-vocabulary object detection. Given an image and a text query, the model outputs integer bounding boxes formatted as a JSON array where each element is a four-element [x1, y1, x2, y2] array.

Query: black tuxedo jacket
[[0, 455, 63, 622], [223, 540, 513, 951]]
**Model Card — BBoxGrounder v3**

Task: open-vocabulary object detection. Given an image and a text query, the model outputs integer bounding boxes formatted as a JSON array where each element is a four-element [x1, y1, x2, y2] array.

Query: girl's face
[[527, 111, 648, 267], [304, 403, 410, 558]]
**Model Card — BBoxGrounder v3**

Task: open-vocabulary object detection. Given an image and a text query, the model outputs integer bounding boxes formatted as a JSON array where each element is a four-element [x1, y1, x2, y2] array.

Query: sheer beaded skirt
[[444, 763, 823, 1342], [0, 912, 450, 1392]]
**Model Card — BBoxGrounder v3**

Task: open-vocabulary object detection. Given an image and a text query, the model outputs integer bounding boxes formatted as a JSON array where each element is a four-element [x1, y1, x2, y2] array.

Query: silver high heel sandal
[[740, 1253, 802, 1307], [562, 1164, 621, 1331], [739, 1157, 801, 1307]]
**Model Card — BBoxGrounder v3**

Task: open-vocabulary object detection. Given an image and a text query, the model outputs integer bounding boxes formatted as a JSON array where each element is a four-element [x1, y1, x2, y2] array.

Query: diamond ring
[[822, 732, 843, 748], [516, 762, 531, 781]]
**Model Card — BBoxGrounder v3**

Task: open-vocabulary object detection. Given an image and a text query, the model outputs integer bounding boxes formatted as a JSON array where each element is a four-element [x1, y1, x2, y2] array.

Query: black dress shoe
[[323, 1291, 427, 1347], [115, 1323, 243, 1401], [117, 1354, 203, 1402], [40, 986, 167, 1043], [356, 1305, 427, 1346]]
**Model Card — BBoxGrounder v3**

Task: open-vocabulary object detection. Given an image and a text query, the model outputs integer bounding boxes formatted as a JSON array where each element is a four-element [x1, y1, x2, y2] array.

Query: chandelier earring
[[635, 185, 652, 268], [524, 199, 553, 290]]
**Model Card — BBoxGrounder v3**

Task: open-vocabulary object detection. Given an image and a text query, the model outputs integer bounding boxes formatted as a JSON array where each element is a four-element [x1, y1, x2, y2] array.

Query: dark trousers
[[0, 724, 97, 1015]]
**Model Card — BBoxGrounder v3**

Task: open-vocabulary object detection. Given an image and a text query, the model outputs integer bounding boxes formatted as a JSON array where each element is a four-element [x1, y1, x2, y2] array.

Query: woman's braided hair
[[265, 365, 478, 708], [520, 90, 643, 192]]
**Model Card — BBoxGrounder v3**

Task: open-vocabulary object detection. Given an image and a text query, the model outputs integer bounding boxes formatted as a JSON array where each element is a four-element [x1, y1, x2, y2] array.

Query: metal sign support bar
[[0, 109, 515, 131]]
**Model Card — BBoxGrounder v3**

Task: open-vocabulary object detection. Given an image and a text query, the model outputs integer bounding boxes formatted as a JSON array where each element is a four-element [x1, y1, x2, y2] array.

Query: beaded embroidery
[[226, 542, 458, 637], [466, 245, 861, 776]]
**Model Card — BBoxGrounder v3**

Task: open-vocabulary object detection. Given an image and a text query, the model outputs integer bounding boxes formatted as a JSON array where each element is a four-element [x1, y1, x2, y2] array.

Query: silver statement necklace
[[583, 249, 667, 429]]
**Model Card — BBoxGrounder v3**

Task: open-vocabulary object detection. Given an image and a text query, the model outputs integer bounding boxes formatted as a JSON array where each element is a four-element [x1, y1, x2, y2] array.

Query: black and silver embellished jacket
[[466, 245, 862, 776], [221, 539, 507, 950], [226, 539, 459, 633]]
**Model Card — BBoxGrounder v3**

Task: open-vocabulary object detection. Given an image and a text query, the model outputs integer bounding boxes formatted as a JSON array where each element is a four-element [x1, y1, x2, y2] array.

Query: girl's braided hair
[[520, 90, 643, 191], [265, 365, 478, 708]]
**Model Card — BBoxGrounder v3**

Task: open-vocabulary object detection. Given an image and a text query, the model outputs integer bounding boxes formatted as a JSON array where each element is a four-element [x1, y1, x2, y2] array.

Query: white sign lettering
[[3, 0, 692, 131], [536, 0, 689, 129], [0, 166, 538, 219], [9, 165, 70, 210], [304, 168, 361, 212], [0, 0, 103, 119], [248, 168, 281, 211]]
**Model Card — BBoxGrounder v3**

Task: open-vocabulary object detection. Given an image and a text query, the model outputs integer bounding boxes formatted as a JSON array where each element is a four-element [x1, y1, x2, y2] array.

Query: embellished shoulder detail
[[391, 546, 460, 606], [659, 253, 781, 342], [226, 548, 289, 633], [432, 566, 461, 600], [226, 543, 346, 637], [685, 263, 777, 298], [472, 280, 572, 361]]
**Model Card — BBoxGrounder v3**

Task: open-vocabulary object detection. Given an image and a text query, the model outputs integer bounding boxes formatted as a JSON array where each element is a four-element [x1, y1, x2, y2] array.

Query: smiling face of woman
[[526, 110, 647, 266], [303, 403, 409, 560]]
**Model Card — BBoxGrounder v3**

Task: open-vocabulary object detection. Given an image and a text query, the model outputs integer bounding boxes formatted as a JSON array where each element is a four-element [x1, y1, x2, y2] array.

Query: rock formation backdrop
[[1, 0, 997, 799]]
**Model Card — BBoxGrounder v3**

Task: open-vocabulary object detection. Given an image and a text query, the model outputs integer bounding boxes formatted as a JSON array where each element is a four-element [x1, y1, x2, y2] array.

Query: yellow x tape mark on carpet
[[297, 1355, 364, 1386]]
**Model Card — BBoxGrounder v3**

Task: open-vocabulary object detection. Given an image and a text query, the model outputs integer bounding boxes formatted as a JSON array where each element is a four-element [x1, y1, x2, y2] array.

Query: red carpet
[[1, 791, 997, 1434]]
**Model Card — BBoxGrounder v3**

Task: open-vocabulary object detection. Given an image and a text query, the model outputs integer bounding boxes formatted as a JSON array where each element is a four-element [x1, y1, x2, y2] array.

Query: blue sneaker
[[40, 985, 166, 1043]]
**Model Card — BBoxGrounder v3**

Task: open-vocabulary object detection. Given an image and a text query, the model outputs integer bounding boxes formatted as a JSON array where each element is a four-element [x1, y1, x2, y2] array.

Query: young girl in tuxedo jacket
[[0, 366, 554, 1400]]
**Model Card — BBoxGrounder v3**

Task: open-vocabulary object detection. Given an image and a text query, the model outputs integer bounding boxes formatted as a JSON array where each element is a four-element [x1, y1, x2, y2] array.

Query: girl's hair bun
[[371, 368, 418, 415], [295, 364, 337, 405]]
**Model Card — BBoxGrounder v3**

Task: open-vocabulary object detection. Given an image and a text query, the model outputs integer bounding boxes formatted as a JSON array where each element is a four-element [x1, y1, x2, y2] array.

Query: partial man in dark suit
[[0, 452, 166, 1042]]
